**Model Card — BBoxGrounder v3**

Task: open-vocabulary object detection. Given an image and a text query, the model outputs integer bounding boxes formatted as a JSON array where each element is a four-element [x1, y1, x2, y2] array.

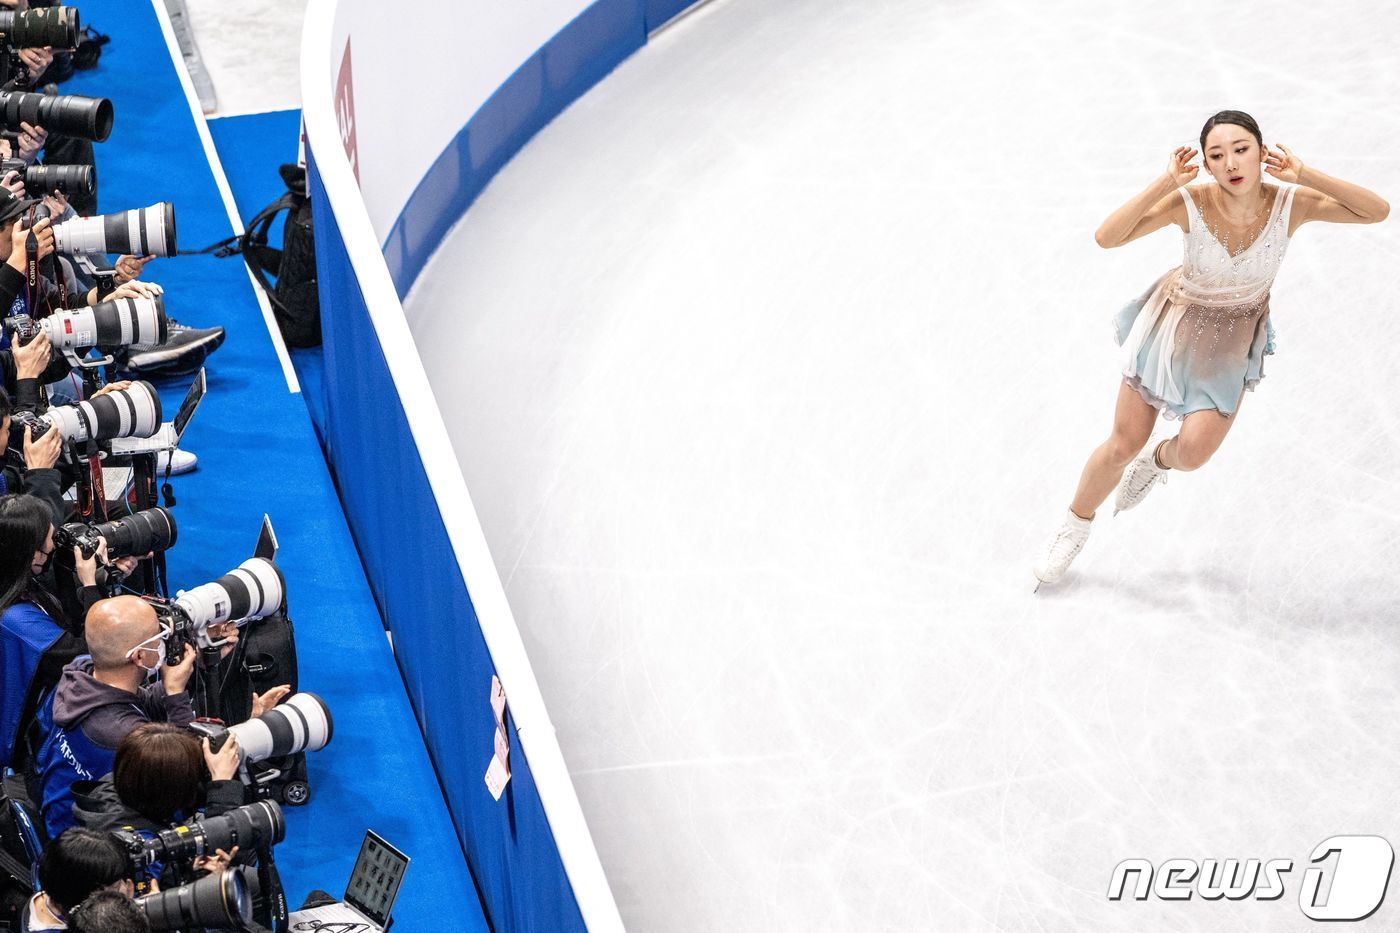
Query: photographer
[[72, 722, 246, 842], [33, 595, 196, 839], [0, 187, 152, 320], [0, 492, 135, 771], [67, 890, 150, 933], [21, 826, 135, 932]]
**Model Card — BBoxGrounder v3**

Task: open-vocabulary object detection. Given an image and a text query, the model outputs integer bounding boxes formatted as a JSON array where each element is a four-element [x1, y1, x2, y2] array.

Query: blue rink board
[[59, 3, 482, 926]]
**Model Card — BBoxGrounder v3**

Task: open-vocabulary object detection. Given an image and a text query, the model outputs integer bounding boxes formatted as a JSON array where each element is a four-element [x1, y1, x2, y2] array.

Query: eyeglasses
[[126, 623, 171, 658]]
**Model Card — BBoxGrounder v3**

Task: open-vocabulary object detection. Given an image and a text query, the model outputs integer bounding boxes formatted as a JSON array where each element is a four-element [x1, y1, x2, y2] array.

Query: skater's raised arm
[[1264, 144, 1391, 232], [1094, 147, 1195, 249]]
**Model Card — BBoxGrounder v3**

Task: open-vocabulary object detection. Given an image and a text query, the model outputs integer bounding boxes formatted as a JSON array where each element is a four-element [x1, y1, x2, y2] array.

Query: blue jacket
[[34, 657, 194, 839]]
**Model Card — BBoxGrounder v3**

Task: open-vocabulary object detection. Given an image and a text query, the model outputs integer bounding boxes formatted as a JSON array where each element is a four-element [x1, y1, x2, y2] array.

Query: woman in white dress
[[1034, 111, 1389, 586]]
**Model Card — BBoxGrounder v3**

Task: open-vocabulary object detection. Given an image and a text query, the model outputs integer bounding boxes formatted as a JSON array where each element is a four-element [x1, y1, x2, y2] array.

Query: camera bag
[[237, 164, 320, 348], [213, 607, 313, 807]]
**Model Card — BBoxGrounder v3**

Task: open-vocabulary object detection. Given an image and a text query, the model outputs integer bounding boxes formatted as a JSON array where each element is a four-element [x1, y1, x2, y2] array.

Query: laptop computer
[[288, 830, 410, 931], [254, 514, 279, 561], [108, 367, 207, 455]]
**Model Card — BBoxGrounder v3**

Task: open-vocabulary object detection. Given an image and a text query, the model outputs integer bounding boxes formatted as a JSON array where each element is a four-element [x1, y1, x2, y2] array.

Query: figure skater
[[1034, 110, 1389, 587]]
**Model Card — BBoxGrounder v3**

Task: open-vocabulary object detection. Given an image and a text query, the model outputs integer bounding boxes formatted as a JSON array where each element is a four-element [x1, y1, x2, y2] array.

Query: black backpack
[[195, 607, 312, 808], [208, 165, 321, 348]]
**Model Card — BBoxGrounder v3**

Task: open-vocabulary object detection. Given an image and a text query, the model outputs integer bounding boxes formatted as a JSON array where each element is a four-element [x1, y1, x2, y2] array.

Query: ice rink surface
[[403, 1, 1400, 929]]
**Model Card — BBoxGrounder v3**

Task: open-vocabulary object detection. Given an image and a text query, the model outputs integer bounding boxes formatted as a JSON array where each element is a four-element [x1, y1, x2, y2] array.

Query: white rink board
[[404, 0, 1400, 929], [326, 0, 593, 239]]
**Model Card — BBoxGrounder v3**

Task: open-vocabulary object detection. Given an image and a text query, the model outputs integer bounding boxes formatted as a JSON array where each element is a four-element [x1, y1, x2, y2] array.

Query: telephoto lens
[[117, 801, 286, 875], [87, 507, 178, 559], [12, 163, 95, 197], [0, 89, 112, 142], [224, 693, 334, 764], [52, 201, 176, 256], [40, 380, 163, 444], [30, 297, 168, 351], [0, 7, 81, 49], [171, 557, 284, 648], [137, 867, 257, 932]]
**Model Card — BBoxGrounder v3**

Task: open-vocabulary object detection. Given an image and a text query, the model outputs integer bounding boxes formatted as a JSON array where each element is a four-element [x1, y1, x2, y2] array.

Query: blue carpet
[[58, 4, 483, 927], [207, 108, 326, 438]]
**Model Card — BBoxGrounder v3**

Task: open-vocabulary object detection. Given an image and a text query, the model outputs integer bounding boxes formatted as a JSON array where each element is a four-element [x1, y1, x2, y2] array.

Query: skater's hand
[[1168, 146, 1199, 187], [1262, 143, 1303, 184]]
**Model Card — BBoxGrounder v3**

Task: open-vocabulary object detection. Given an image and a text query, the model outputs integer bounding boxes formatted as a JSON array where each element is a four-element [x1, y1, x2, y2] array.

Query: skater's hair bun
[[1200, 111, 1263, 151]]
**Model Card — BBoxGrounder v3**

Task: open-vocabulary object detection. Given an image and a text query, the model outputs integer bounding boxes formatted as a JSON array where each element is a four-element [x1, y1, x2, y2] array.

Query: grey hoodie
[[52, 657, 195, 751]]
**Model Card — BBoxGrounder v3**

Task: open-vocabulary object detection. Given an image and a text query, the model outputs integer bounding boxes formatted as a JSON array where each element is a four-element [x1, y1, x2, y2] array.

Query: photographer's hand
[[17, 50, 52, 87], [12, 328, 52, 379], [193, 845, 240, 876], [109, 549, 149, 579], [90, 380, 133, 399], [105, 280, 163, 302], [250, 685, 292, 719], [8, 215, 55, 267], [16, 121, 46, 164], [1, 171, 23, 200], [202, 735, 241, 781], [40, 190, 68, 220], [114, 254, 155, 285], [73, 540, 101, 588], [163, 641, 197, 695], [23, 423, 61, 470]]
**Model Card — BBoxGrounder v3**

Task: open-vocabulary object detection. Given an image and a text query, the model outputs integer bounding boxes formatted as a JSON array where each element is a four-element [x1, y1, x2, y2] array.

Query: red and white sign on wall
[[334, 38, 360, 184]]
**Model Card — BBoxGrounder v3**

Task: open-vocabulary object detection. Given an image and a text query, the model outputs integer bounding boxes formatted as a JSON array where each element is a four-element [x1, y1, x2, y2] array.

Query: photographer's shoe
[[1115, 441, 1169, 515], [156, 447, 197, 476], [1033, 510, 1093, 588], [120, 318, 225, 379]]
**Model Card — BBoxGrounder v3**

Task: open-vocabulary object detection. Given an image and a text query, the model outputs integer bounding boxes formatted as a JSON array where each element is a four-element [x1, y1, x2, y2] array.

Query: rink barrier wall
[[303, 0, 703, 929]]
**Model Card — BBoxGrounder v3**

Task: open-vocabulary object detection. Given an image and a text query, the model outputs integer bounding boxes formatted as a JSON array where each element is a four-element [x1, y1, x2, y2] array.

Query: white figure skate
[[1115, 440, 1169, 515], [1033, 510, 1093, 589]]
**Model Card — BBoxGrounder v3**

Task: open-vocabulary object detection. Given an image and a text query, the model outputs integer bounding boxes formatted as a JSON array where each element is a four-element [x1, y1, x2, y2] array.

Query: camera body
[[51, 521, 101, 559], [3, 312, 37, 345]]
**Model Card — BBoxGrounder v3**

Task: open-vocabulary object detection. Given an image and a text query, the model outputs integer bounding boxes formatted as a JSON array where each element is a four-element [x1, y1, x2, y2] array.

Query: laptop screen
[[344, 830, 409, 927], [172, 368, 207, 439], [254, 515, 278, 561]]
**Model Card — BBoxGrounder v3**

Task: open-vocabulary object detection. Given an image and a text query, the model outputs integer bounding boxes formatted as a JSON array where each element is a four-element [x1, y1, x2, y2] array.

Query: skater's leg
[[1069, 380, 1157, 518], [1157, 395, 1243, 472]]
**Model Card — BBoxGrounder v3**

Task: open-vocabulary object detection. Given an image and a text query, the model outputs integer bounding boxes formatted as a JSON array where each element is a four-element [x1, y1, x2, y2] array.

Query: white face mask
[[126, 626, 169, 673]]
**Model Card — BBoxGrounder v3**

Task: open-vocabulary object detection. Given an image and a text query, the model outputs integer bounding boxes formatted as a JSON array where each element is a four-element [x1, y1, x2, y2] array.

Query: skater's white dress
[[1114, 182, 1299, 419]]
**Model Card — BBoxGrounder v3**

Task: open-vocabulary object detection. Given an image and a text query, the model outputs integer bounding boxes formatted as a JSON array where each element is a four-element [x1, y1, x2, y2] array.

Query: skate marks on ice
[[402, 0, 1400, 927]]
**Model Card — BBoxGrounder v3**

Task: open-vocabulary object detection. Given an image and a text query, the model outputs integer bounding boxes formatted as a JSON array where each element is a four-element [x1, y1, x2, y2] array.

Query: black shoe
[[117, 318, 225, 379]]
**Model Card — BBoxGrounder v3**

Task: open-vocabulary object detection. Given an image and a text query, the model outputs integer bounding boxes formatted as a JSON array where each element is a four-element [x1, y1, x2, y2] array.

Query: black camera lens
[[89, 507, 178, 559], [19, 164, 94, 197], [0, 90, 112, 142], [137, 867, 255, 932], [0, 7, 80, 50]]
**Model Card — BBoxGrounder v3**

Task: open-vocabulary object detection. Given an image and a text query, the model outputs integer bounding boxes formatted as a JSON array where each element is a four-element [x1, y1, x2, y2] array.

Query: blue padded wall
[[308, 146, 586, 932], [310, 0, 706, 926]]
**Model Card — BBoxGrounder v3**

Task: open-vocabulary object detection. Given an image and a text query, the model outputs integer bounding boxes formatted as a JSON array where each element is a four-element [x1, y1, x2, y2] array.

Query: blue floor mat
[[57, 4, 482, 926], [207, 108, 327, 438]]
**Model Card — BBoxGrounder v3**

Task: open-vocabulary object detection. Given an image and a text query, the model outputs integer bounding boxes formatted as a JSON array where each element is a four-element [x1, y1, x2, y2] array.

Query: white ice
[[404, 1, 1400, 929], [185, 0, 306, 116]]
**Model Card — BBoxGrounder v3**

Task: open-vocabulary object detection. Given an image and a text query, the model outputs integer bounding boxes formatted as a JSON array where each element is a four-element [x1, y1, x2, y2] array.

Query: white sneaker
[[157, 447, 198, 475], [1115, 442, 1169, 515], [1033, 510, 1093, 586]]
